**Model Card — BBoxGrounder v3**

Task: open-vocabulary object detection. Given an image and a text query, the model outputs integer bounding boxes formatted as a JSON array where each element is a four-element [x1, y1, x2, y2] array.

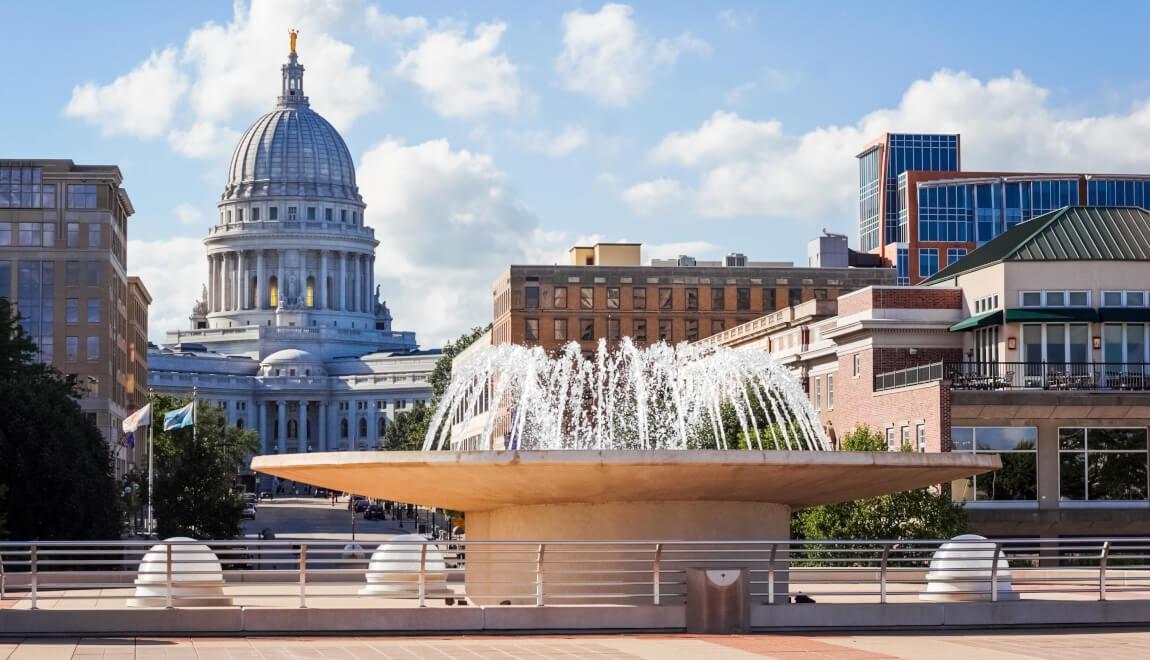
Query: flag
[[163, 402, 195, 431], [122, 403, 152, 433], [125, 431, 136, 449]]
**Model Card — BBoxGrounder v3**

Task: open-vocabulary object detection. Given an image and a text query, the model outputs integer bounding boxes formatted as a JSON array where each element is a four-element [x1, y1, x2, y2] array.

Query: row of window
[[524, 317, 737, 344], [885, 424, 928, 452], [0, 170, 99, 210], [812, 374, 835, 411], [223, 205, 360, 225], [0, 222, 102, 249], [63, 335, 102, 362], [916, 247, 967, 278], [524, 285, 818, 312], [974, 293, 1000, 314], [1019, 289, 1090, 307], [953, 426, 1149, 503], [916, 179, 1078, 244], [64, 298, 102, 324]]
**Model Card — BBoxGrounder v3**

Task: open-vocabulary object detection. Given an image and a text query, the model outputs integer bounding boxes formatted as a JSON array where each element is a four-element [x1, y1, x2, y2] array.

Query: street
[[240, 497, 424, 543]]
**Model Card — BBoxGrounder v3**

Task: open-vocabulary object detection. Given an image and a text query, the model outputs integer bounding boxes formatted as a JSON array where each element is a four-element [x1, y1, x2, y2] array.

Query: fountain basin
[[252, 450, 999, 604]]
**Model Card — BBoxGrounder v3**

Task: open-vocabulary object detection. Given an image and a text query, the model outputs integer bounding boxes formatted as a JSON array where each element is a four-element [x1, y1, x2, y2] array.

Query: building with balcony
[[148, 41, 433, 490], [492, 239, 894, 353], [858, 132, 1150, 284], [0, 159, 150, 476], [710, 206, 1150, 538]]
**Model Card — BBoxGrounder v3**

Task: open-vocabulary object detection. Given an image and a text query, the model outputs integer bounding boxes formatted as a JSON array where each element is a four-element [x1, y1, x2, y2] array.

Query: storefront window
[[1059, 428, 1148, 501], [952, 427, 1038, 501]]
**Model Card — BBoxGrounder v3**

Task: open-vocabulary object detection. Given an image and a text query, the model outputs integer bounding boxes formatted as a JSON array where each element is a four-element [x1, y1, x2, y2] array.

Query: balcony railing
[[874, 362, 945, 392], [946, 361, 1150, 391]]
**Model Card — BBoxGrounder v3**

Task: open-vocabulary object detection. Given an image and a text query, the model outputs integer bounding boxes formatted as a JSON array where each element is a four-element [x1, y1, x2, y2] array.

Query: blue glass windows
[[858, 148, 881, 252], [946, 248, 967, 266], [919, 248, 939, 279], [896, 247, 909, 286]]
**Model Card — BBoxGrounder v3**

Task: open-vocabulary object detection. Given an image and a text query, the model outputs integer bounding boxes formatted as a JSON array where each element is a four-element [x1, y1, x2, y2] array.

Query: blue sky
[[5, 1, 1150, 345]]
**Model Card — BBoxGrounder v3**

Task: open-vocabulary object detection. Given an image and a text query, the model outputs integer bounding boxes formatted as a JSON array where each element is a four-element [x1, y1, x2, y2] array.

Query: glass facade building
[[918, 178, 1079, 245], [858, 134, 959, 253]]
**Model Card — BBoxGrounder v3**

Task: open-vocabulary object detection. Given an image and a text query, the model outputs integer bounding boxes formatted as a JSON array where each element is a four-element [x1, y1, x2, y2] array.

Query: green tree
[[151, 394, 259, 539], [791, 425, 967, 563], [0, 300, 121, 540], [386, 325, 491, 450]]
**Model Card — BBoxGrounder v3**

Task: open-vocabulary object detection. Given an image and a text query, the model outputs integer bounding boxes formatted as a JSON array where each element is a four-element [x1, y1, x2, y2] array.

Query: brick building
[[492, 241, 894, 352]]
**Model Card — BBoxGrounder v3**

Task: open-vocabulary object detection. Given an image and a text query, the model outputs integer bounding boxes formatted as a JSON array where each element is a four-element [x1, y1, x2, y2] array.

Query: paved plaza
[[1, 630, 1149, 659]]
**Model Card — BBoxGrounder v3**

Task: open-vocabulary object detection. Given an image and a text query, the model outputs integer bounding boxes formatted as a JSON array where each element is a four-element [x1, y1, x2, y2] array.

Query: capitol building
[[149, 42, 436, 489]]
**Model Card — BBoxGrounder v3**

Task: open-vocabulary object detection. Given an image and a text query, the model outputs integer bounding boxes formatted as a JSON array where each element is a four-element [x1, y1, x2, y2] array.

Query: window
[[251, 207, 260, 222], [341, 209, 348, 223], [916, 424, 926, 452], [918, 248, 939, 278], [814, 288, 828, 300], [711, 287, 725, 310], [287, 206, 297, 221], [1059, 428, 1148, 501], [87, 299, 100, 323], [686, 288, 698, 311], [633, 319, 648, 343], [340, 419, 349, 438], [1047, 290, 1065, 306], [852, 354, 861, 378], [88, 224, 101, 248], [236, 209, 244, 222], [685, 319, 699, 342], [524, 286, 539, 309], [580, 318, 594, 341], [606, 287, 620, 309], [952, 427, 1038, 501], [608, 318, 621, 342], [553, 286, 567, 309], [1020, 291, 1042, 307], [269, 207, 278, 220], [554, 318, 568, 342], [736, 288, 750, 311], [0, 223, 9, 246], [43, 184, 55, 209], [67, 184, 97, 209], [659, 287, 673, 310], [813, 377, 821, 410], [901, 426, 910, 450], [65, 336, 79, 361], [580, 287, 594, 309], [710, 319, 724, 335], [885, 427, 895, 450], [18, 223, 39, 246], [65, 261, 80, 286], [1068, 291, 1089, 307], [86, 261, 100, 286], [788, 288, 802, 306], [524, 318, 539, 341], [946, 248, 967, 266], [0, 167, 49, 208], [827, 375, 834, 410], [324, 208, 332, 221], [658, 319, 672, 342], [633, 287, 647, 310], [307, 207, 317, 220], [1102, 323, 1147, 363], [86, 336, 99, 361], [762, 288, 776, 311], [66, 298, 79, 324]]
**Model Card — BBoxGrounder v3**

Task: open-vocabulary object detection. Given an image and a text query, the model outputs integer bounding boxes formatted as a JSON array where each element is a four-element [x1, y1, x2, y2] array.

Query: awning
[[1100, 307, 1150, 323], [949, 309, 1003, 332], [1005, 308, 1100, 323]]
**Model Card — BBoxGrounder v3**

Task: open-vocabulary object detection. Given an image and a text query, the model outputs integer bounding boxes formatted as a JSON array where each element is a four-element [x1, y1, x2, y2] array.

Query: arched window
[[287, 419, 297, 439], [305, 419, 311, 439], [358, 418, 367, 438], [326, 276, 334, 310], [378, 416, 387, 436], [269, 276, 279, 307], [236, 418, 245, 430], [273, 419, 279, 438], [306, 276, 315, 307], [340, 419, 348, 438], [250, 276, 258, 308]]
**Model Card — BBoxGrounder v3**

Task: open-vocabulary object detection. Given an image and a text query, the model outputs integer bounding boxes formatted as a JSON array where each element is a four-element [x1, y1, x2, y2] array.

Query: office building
[[858, 132, 1150, 284], [0, 159, 148, 475]]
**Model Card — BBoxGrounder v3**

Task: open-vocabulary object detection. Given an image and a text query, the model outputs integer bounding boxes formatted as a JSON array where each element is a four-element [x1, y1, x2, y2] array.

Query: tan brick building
[[492, 243, 894, 352], [0, 159, 149, 476]]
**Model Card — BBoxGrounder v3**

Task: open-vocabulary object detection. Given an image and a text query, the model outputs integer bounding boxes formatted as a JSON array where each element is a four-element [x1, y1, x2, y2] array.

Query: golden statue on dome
[[289, 29, 299, 55]]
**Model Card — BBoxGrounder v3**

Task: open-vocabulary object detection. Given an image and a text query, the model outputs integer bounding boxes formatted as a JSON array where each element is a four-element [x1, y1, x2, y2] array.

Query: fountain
[[252, 340, 999, 603]]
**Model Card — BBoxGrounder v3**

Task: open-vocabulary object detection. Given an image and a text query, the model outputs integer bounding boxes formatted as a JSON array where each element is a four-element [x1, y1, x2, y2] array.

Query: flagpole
[[192, 385, 198, 444], [146, 407, 154, 535]]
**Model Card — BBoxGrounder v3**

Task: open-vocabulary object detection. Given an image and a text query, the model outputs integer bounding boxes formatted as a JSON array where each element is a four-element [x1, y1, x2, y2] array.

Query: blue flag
[[124, 431, 136, 449], [163, 402, 195, 430]]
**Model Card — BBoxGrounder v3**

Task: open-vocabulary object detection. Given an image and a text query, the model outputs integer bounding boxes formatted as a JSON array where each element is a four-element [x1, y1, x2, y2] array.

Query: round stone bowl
[[920, 534, 1018, 602], [359, 534, 452, 597], [128, 537, 233, 607]]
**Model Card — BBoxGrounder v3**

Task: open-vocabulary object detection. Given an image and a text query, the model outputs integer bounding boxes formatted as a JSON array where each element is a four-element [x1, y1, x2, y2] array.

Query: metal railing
[[2, 537, 1150, 609], [874, 362, 945, 392], [946, 362, 1150, 391]]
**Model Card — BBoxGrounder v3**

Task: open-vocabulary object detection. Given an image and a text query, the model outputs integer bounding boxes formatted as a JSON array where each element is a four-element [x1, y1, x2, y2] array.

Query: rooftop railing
[[2, 537, 1150, 609], [874, 362, 945, 392], [946, 361, 1150, 392]]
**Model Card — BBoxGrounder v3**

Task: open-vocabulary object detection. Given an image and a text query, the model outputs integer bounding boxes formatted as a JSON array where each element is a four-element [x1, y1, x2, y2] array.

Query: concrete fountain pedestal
[[252, 449, 999, 604]]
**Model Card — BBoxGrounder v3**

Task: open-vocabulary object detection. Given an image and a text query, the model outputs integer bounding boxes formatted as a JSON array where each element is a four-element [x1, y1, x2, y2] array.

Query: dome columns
[[206, 248, 375, 319]]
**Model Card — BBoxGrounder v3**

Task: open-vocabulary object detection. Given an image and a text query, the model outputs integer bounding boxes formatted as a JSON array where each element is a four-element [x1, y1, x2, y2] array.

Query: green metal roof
[[1004, 307, 1099, 323], [1100, 307, 1150, 322], [925, 206, 1150, 284], [949, 309, 1003, 332]]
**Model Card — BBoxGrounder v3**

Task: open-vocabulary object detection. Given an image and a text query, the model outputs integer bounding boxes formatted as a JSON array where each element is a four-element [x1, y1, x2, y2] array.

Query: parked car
[[241, 504, 257, 520], [364, 503, 386, 520], [242, 493, 258, 505], [354, 499, 371, 513], [258, 491, 273, 501], [313, 489, 329, 498], [348, 495, 367, 511]]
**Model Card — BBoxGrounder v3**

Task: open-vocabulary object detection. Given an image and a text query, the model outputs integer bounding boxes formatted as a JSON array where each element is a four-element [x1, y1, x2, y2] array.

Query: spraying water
[[424, 338, 830, 452]]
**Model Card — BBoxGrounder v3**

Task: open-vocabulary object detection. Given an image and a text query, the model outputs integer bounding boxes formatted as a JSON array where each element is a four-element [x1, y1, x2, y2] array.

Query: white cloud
[[395, 22, 524, 118], [167, 121, 241, 159], [127, 237, 207, 343], [65, 48, 189, 138], [65, 1, 380, 156], [365, 8, 428, 40], [358, 138, 564, 346], [636, 69, 1150, 222], [510, 126, 589, 157], [621, 178, 686, 215], [594, 172, 622, 189], [717, 9, 755, 30], [174, 203, 204, 226], [556, 3, 709, 106]]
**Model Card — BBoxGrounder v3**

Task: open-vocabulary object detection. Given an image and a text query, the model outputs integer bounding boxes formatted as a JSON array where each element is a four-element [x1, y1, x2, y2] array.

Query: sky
[[6, 0, 1150, 346]]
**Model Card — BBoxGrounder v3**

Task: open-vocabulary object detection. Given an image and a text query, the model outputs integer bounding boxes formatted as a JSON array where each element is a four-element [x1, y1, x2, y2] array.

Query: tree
[[386, 325, 491, 451], [791, 425, 967, 562], [151, 394, 259, 539], [0, 300, 121, 540]]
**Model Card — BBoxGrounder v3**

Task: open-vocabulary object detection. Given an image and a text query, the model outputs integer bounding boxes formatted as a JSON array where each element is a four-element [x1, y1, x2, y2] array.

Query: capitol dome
[[220, 49, 360, 204], [260, 349, 326, 377], [262, 348, 323, 365]]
